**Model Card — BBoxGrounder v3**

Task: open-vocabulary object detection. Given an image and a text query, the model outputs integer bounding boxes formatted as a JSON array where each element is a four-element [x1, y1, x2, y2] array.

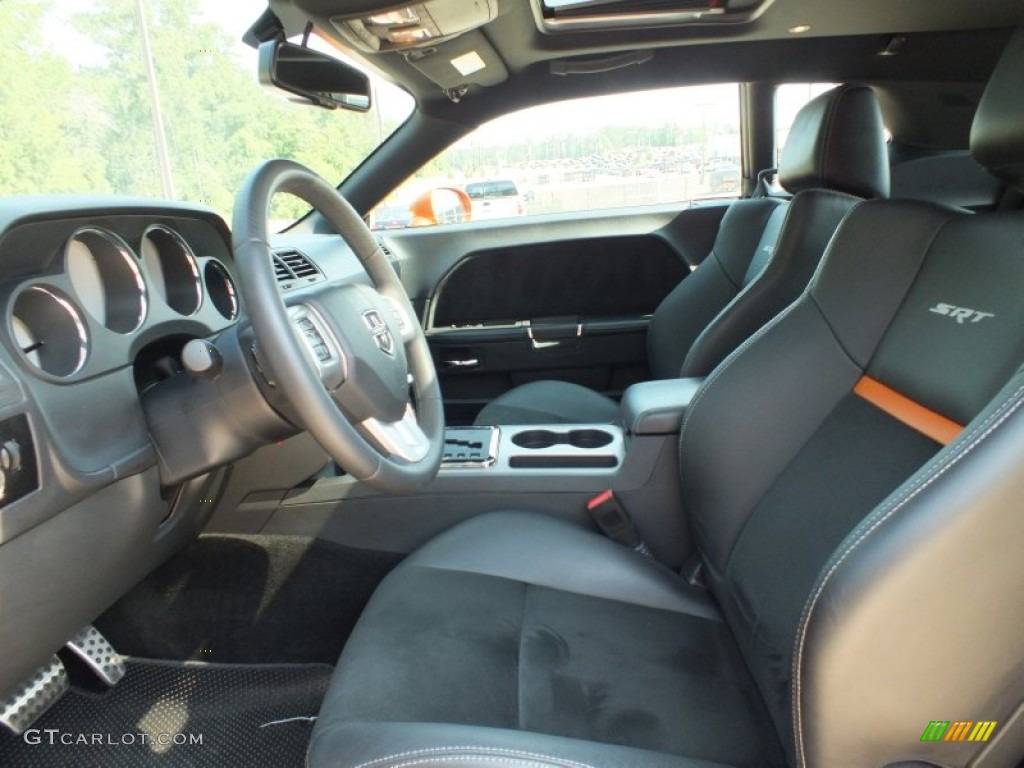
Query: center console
[[442, 425, 624, 472], [226, 379, 705, 569]]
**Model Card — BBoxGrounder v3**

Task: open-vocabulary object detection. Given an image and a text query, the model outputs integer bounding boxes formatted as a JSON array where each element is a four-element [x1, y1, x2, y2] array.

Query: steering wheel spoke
[[380, 293, 418, 344], [360, 404, 430, 463]]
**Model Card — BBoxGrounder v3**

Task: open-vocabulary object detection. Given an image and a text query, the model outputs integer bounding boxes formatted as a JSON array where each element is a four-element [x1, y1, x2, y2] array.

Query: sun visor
[[403, 31, 509, 91]]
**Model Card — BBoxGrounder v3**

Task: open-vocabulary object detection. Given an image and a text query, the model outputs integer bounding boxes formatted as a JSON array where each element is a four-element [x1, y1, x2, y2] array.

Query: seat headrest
[[971, 28, 1024, 190], [779, 84, 890, 199]]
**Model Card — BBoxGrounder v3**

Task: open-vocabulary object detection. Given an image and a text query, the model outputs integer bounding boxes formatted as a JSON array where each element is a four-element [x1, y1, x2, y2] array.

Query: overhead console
[[323, 0, 507, 96], [331, 0, 499, 53], [532, 0, 775, 33]]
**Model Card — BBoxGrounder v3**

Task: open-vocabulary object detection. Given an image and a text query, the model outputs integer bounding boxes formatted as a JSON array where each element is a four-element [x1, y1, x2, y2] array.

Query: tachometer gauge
[[10, 286, 89, 377]]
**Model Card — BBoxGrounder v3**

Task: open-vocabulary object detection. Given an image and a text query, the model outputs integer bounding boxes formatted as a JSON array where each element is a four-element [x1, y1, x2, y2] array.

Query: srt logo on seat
[[928, 302, 995, 324], [362, 310, 395, 357]]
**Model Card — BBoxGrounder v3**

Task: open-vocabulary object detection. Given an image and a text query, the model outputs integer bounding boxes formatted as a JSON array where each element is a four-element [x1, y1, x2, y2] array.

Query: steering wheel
[[231, 159, 444, 493]]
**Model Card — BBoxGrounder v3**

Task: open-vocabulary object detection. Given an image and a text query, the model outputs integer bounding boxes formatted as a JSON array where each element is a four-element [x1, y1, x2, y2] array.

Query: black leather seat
[[310, 35, 1024, 768], [474, 84, 890, 427]]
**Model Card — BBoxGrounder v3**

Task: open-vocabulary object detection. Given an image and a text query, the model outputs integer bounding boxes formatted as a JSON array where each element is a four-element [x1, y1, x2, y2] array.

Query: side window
[[370, 83, 741, 230], [774, 83, 837, 167]]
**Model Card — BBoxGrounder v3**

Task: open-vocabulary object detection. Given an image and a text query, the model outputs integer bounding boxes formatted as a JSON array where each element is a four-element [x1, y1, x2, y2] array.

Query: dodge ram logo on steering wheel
[[361, 310, 395, 357]]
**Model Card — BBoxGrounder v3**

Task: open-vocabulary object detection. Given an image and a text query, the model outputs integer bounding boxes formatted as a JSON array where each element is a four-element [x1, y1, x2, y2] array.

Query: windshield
[[0, 0, 413, 225]]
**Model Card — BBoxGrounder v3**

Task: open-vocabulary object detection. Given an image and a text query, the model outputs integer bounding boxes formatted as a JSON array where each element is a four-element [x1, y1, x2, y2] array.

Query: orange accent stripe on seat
[[854, 376, 964, 446]]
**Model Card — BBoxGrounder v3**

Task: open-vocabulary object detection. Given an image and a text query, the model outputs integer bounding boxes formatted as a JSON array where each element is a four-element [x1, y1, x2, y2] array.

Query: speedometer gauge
[[65, 228, 147, 334]]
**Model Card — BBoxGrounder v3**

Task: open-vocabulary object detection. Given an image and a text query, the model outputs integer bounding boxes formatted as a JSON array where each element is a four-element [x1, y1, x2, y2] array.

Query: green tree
[[0, 0, 396, 223], [0, 2, 110, 195]]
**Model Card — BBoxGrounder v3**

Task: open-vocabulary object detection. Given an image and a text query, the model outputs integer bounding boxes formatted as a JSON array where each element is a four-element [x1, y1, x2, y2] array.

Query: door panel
[[429, 235, 686, 326], [385, 203, 728, 424]]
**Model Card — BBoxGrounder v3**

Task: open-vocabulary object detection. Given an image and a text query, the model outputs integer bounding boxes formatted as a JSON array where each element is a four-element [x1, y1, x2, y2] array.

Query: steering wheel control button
[[182, 339, 223, 378], [287, 304, 345, 390]]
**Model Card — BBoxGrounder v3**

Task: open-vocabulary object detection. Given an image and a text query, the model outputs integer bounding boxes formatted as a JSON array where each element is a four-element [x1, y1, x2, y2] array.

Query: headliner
[[263, 0, 1024, 147]]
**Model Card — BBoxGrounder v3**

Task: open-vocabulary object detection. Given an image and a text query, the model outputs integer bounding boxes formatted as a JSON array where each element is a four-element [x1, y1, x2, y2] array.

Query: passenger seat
[[474, 84, 890, 426]]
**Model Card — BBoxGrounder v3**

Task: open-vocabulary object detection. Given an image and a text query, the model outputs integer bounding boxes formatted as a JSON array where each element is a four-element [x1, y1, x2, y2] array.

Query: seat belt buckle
[[586, 490, 652, 558]]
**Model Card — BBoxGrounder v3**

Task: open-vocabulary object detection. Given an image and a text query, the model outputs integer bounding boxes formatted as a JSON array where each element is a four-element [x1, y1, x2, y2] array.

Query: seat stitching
[[405, 563, 722, 621], [681, 194, 862, 375], [679, 299, 802, 449], [816, 88, 839, 190], [806, 204, 953, 373], [790, 382, 1024, 767], [720, 300, 859, 579], [817, 86, 864, 192], [353, 746, 595, 768]]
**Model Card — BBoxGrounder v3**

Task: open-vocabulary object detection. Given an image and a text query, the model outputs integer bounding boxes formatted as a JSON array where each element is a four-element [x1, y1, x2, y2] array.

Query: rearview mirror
[[258, 41, 371, 112]]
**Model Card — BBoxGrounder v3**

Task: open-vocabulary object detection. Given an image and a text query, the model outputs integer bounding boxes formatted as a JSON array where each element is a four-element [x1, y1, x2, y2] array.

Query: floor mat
[[0, 659, 332, 768], [96, 534, 403, 664]]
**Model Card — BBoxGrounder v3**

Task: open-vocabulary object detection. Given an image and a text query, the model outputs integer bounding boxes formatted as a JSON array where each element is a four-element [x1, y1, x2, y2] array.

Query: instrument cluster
[[5, 217, 238, 382]]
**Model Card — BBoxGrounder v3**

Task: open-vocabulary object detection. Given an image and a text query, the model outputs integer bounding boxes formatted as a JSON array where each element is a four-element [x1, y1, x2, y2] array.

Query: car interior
[[0, 1, 1022, 767]]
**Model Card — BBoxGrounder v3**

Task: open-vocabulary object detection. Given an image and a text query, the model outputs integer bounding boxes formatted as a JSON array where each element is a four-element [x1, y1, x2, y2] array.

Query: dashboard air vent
[[274, 249, 320, 280]]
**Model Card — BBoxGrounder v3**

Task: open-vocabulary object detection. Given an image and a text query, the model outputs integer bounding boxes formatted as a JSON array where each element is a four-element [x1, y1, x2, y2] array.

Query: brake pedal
[[65, 625, 125, 687], [0, 655, 68, 734]]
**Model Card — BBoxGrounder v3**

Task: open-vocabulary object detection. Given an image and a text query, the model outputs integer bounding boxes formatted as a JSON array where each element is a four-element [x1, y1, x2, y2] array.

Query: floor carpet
[[95, 534, 403, 665], [0, 659, 333, 767]]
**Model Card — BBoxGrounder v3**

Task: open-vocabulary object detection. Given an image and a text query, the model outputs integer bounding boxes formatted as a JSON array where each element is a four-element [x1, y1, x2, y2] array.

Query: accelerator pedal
[[64, 625, 125, 687]]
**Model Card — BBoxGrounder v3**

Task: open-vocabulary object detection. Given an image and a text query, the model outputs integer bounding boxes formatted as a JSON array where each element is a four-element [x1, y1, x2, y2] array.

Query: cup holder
[[570, 429, 614, 449], [511, 430, 559, 449], [511, 428, 614, 450]]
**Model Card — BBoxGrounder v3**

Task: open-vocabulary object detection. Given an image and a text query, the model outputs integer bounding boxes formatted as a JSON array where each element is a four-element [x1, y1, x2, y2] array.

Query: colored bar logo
[[920, 721, 998, 742]]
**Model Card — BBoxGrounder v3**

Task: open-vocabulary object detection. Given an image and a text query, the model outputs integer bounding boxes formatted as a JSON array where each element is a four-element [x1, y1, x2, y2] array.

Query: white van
[[464, 179, 526, 221]]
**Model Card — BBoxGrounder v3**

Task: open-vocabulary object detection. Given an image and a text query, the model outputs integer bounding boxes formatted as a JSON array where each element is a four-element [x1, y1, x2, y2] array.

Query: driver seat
[[308, 31, 1024, 768]]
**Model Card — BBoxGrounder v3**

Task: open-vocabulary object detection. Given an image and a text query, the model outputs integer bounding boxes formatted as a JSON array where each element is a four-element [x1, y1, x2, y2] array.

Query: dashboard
[[0, 200, 240, 527], [0, 197, 384, 700]]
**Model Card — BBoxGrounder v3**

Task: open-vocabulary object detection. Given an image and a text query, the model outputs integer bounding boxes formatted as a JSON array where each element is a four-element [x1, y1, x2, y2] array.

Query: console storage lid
[[621, 378, 704, 435]]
